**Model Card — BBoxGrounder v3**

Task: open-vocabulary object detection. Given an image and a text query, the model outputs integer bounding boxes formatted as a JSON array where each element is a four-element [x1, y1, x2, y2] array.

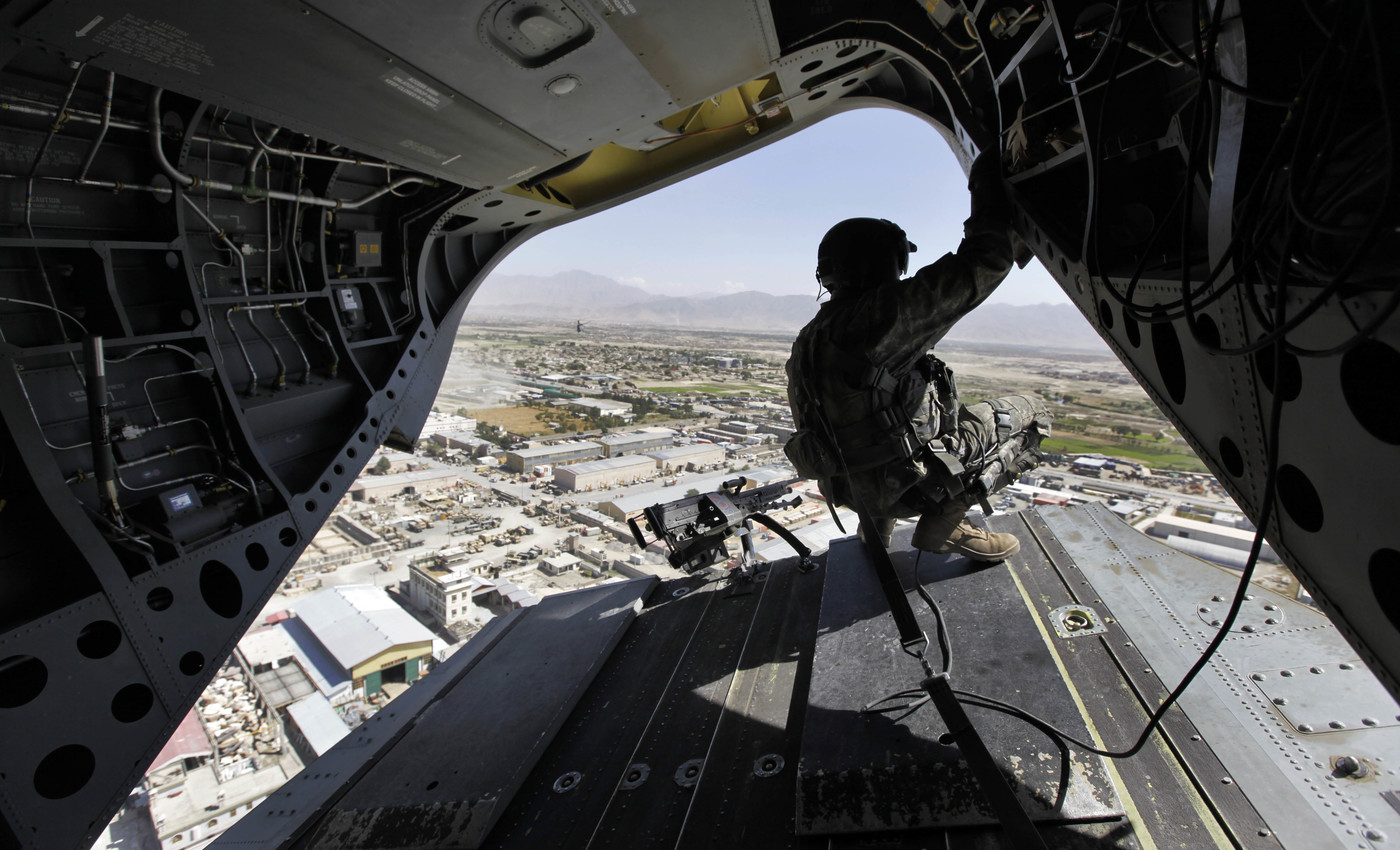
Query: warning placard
[[381, 71, 451, 112]]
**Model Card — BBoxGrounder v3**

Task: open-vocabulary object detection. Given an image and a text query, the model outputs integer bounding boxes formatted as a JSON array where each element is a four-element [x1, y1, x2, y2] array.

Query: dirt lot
[[467, 405, 557, 437]]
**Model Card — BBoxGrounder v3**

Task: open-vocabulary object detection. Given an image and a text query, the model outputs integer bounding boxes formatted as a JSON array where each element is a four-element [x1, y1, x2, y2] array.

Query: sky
[[485, 107, 1069, 306]]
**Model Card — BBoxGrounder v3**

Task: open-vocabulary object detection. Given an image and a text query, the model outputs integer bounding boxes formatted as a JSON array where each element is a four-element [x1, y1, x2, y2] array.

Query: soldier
[[784, 151, 1051, 560]]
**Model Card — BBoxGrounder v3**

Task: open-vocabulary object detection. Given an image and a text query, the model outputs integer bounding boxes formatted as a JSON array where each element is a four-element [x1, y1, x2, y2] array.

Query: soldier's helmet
[[815, 218, 917, 294]]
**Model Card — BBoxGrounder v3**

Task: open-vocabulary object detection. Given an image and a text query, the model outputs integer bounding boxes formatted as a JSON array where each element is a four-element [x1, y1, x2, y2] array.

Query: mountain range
[[470, 270, 1111, 351]]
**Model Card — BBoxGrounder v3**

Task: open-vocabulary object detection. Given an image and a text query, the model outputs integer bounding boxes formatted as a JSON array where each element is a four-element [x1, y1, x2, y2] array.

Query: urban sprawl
[[98, 325, 1299, 849]]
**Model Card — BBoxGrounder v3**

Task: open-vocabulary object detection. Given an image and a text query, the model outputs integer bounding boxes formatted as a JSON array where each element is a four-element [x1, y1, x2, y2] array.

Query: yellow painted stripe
[[1008, 563, 1236, 849], [1006, 565, 1174, 850]]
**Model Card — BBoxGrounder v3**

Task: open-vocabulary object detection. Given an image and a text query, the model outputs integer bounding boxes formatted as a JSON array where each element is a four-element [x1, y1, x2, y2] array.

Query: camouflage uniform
[[785, 155, 1051, 522]]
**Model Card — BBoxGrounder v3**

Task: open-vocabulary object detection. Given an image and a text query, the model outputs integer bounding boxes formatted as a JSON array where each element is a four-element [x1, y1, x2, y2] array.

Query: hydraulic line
[[152, 89, 436, 209], [105, 342, 207, 367], [248, 117, 407, 170], [25, 61, 88, 385], [76, 72, 114, 181], [246, 123, 279, 186], [114, 444, 221, 489], [105, 343, 266, 517], [0, 172, 173, 197], [300, 307, 339, 378], [280, 202, 342, 378], [14, 362, 91, 451], [7, 90, 406, 173], [0, 296, 88, 337], [182, 195, 248, 291], [393, 186, 466, 329], [83, 335, 125, 527], [240, 306, 287, 390], [225, 307, 259, 395], [1, 97, 144, 133], [68, 444, 224, 488], [274, 307, 311, 383], [264, 163, 274, 289], [148, 88, 192, 188], [141, 371, 214, 423]]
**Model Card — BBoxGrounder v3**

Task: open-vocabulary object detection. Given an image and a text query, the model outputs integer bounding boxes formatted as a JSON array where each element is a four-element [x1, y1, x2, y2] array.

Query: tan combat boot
[[912, 504, 1020, 561], [858, 517, 895, 549]]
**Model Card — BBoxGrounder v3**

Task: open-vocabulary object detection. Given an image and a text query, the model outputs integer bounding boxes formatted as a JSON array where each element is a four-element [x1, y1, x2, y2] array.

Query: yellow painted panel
[[351, 641, 433, 681]]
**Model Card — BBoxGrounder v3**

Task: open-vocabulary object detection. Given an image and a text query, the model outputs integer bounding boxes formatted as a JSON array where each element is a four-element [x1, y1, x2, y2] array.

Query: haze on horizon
[[485, 108, 1071, 307]]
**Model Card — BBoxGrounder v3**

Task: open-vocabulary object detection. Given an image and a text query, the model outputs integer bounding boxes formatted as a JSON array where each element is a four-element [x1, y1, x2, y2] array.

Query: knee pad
[[960, 396, 1053, 501], [987, 395, 1052, 443]]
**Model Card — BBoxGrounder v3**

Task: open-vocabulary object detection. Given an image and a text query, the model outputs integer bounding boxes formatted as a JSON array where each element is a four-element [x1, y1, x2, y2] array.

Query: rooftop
[[251, 659, 316, 708], [149, 707, 211, 773], [218, 503, 1396, 849], [509, 441, 602, 459], [150, 760, 293, 837], [559, 456, 655, 475], [292, 586, 437, 671], [416, 560, 495, 590], [349, 467, 462, 490], [644, 443, 725, 460], [285, 693, 351, 757], [240, 620, 352, 698], [568, 398, 632, 410], [597, 431, 671, 446]]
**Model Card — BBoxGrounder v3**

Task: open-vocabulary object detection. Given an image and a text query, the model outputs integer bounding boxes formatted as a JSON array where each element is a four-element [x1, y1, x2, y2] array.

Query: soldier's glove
[[967, 150, 1012, 225]]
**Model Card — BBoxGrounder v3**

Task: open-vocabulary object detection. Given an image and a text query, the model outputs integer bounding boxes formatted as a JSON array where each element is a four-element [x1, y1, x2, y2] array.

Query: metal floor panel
[[293, 577, 658, 850], [798, 527, 1124, 834], [214, 503, 1400, 850], [1035, 503, 1400, 850]]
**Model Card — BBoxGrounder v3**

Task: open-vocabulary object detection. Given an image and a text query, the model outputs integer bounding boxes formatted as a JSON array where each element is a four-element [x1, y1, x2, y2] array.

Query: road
[[1051, 467, 1237, 513]]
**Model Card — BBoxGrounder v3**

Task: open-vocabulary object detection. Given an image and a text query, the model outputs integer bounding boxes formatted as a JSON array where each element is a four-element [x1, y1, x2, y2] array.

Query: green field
[[1042, 434, 1208, 473]]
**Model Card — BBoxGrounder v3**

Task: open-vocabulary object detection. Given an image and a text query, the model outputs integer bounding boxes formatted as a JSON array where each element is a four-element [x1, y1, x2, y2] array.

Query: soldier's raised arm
[[867, 150, 1020, 359]]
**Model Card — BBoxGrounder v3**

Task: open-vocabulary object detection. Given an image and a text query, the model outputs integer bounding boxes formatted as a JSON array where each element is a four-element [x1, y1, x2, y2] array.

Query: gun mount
[[628, 477, 813, 576]]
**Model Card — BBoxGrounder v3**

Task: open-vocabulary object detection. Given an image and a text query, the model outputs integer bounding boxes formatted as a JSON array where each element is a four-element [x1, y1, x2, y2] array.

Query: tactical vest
[[790, 342, 959, 477]]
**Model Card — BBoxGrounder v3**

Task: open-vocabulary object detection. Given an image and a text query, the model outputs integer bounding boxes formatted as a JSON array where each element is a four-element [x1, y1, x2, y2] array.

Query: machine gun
[[628, 477, 814, 576]]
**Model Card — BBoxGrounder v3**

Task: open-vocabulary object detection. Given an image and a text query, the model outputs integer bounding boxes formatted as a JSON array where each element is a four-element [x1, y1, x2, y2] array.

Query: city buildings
[[503, 441, 603, 472], [564, 397, 635, 422], [596, 429, 673, 457], [644, 443, 726, 471], [554, 456, 656, 491], [292, 586, 437, 698], [430, 430, 496, 456], [350, 468, 464, 501], [408, 547, 541, 629], [145, 664, 300, 849], [282, 694, 352, 763], [1149, 513, 1279, 566], [409, 550, 496, 627]]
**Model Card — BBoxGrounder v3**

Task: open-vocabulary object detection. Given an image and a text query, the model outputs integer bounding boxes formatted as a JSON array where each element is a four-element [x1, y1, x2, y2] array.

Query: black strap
[[923, 674, 1050, 850], [856, 507, 928, 655], [746, 512, 815, 571]]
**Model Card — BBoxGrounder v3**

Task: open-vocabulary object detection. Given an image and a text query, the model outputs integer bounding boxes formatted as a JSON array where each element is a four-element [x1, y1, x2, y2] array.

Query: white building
[[540, 553, 584, 575], [554, 455, 655, 491], [597, 430, 673, 457], [645, 443, 726, 471], [293, 586, 437, 698], [350, 467, 463, 501], [504, 441, 602, 472], [1150, 514, 1278, 561], [409, 553, 496, 627], [566, 397, 635, 422]]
